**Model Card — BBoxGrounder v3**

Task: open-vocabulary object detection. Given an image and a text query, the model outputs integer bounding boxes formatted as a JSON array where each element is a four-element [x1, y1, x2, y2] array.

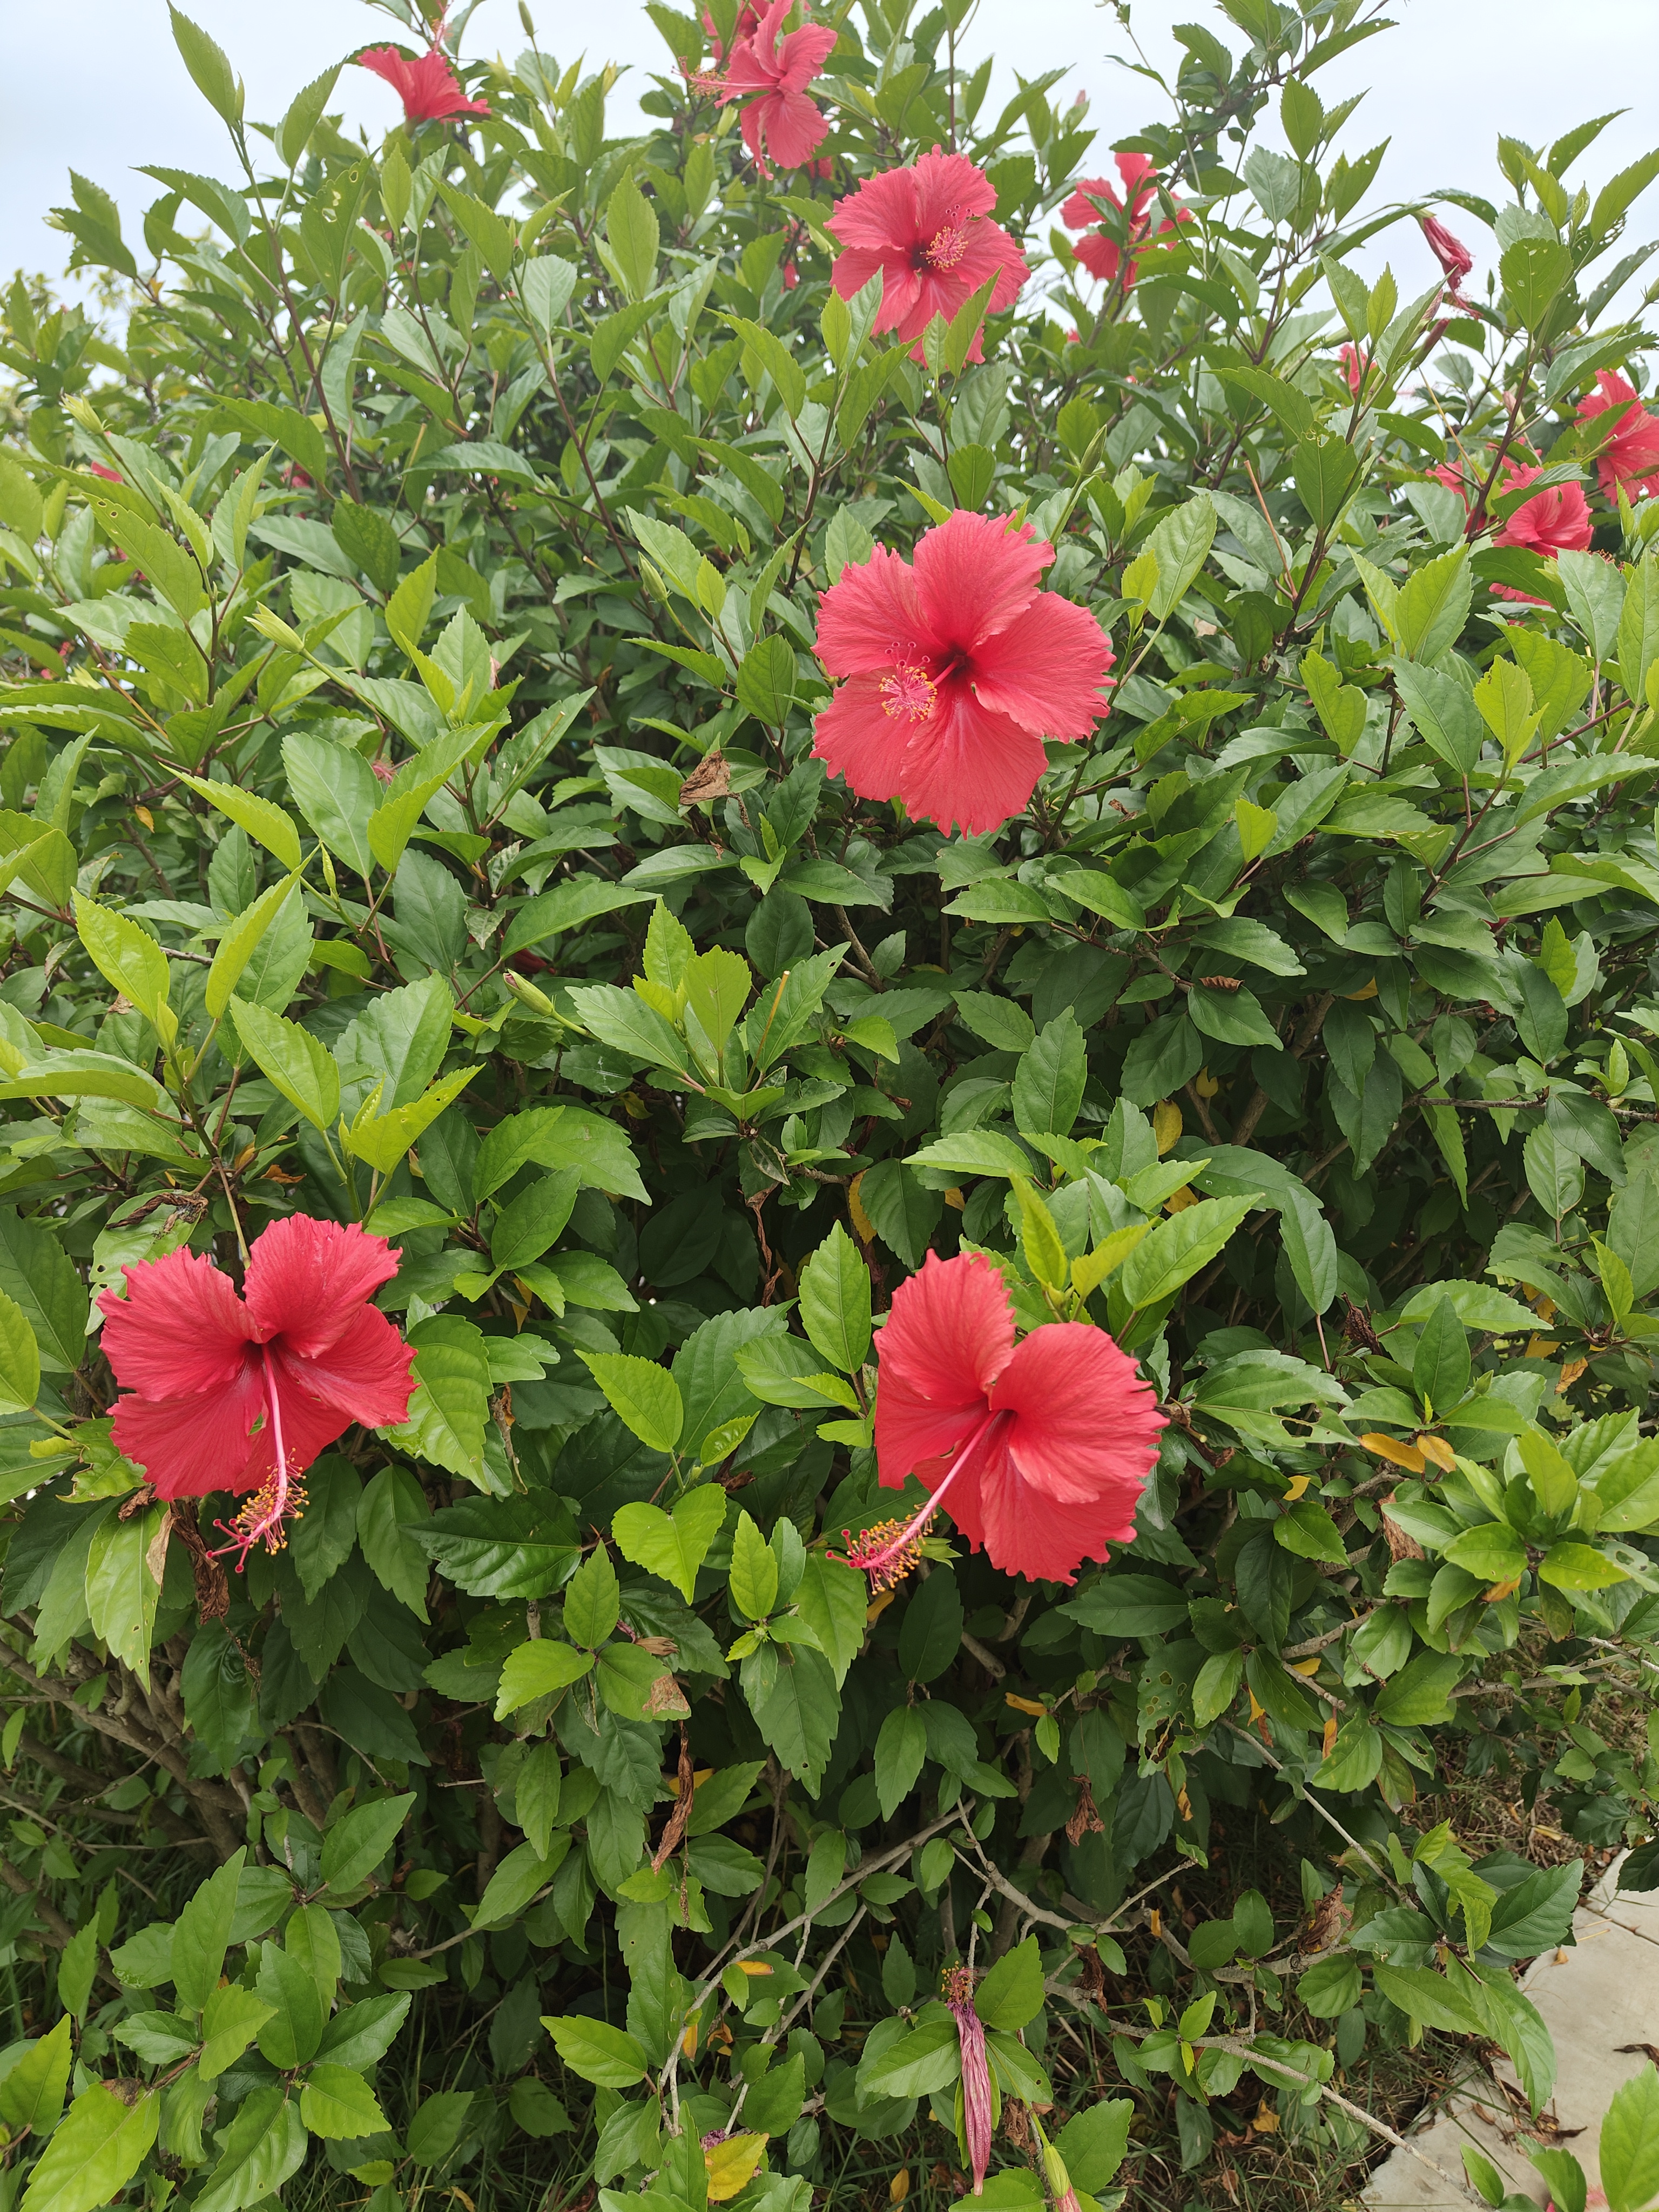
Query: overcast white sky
[[2, 0, 1656, 311]]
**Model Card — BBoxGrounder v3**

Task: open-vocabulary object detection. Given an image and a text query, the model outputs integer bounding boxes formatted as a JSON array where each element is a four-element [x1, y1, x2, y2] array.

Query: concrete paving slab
[[1360, 1856, 1659, 2209]]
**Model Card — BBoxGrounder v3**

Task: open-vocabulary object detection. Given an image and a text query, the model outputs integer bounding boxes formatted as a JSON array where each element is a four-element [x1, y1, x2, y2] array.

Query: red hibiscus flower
[[840, 1250, 1164, 1587], [1339, 342, 1371, 396], [1061, 151, 1188, 288], [812, 508, 1113, 835], [827, 147, 1027, 363], [1429, 456, 1592, 603], [1577, 370, 1659, 502], [718, 0, 837, 175], [98, 1215, 415, 1562], [357, 35, 489, 126], [1420, 214, 1473, 296]]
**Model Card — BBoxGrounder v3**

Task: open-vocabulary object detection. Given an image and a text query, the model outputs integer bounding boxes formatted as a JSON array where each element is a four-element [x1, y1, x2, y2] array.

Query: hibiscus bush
[[5, 1, 1659, 2208]]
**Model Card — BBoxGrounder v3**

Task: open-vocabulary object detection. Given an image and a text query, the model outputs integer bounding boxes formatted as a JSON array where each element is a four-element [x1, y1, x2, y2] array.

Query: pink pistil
[[211, 1348, 306, 1569], [835, 1408, 1007, 1588]]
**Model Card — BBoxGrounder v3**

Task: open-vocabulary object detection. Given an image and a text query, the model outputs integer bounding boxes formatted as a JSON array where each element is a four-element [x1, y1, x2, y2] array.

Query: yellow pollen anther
[[922, 221, 969, 270], [881, 666, 937, 723]]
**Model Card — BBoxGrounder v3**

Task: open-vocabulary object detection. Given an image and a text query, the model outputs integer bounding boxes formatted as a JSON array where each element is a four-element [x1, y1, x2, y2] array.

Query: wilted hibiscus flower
[[1061, 151, 1188, 288], [356, 24, 489, 126], [98, 1216, 415, 1563], [1577, 370, 1659, 501], [812, 508, 1113, 835], [839, 1250, 1165, 1587], [827, 147, 1027, 362], [714, 0, 837, 174], [1420, 213, 1474, 297], [943, 1966, 993, 2190]]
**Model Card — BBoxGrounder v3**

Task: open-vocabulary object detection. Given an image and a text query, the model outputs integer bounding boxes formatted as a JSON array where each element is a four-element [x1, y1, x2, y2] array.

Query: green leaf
[[1370, 1963, 1483, 2034], [1442, 1522, 1527, 1582], [861, 2015, 961, 2099], [1013, 1009, 1087, 1137], [724, 313, 807, 417], [73, 892, 173, 1043], [390, 1316, 490, 1484], [490, 1168, 580, 1273], [1279, 1184, 1338, 1316], [179, 774, 303, 871], [228, 996, 339, 1132], [168, 4, 242, 123], [319, 1792, 415, 1894], [797, 1222, 872, 1374], [198, 1984, 275, 2081], [605, 172, 660, 301], [1500, 234, 1574, 329], [735, 633, 797, 727], [1598, 2064, 1659, 2212], [1412, 1296, 1471, 1414], [1538, 1541, 1628, 1591], [1119, 1194, 1259, 1310], [1374, 1650, 1464, 1725], [18, 2083, 159, 2212], [975, 1934, 1044, 2029], [612, 1486, 728, 1602], [85, 1502, 166, 1685], [578, 1352, 683, 1454], [874, 1704, 927, 1818], [476, 1840, 561, 1928], [1397, 544, 1473, 663], [1055, 2099, 1135, 2193], [356, 1464, 431, 1622], [205, 872, 301, 1019], [730, 1508, 779, 1621], [284, 731, 379, 879], [1144, 494, 1217, 619], [276, 64, 342, 169], [495, 1638, 594, 1718], [543, 2015, 648, 2089], [0, 2017, 72, 2133], [0, 1286, 41, 1415], [300, 2064, 389, 2141], [564, 1543, 622, 1648]]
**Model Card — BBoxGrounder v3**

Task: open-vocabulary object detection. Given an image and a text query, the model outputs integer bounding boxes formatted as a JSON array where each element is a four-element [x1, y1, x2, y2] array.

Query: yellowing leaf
[[1152, 1099, 1183, 1155], [1360, 1433, 1427, 1472], [705, 2133, 767, 2201]]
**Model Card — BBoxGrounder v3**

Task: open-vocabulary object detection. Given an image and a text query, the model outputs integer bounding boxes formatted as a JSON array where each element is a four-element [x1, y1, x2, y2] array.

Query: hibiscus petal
[[776, 22, 838, 90], [991, 1320, 1165, 1514], [1061, 177, 1124, 229], [909, 147, 997, 234], [961, 1446, 1141, 1583], [243, 1215, 400, 1359], [894, 682, 1050, 837], [752, 86, 831, 169], [111, 1368, 265, 1499], [910, 511, 1049, 650], [970, 591, 1114, 740], [828, 165, 921, 254], [1073, 233, 1123, 284], [98, 1247, 258, 1400], [276, 1305, 415, 1431], [815, 543, 934, 675], [246, 1364, 359, 1492], [811, 675, 911, 805], [873, 1251, 1010, 1489]]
